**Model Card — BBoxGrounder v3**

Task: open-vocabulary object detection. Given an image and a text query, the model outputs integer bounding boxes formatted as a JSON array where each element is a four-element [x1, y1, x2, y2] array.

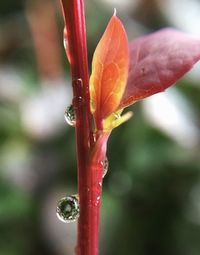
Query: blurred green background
[[0, 0, 200, 254]]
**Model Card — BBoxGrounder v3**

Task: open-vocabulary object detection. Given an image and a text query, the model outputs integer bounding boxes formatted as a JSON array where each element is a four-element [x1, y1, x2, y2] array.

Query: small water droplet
[[63, 27, 71, 63], [95, 195, 101, 206], [64, 104, 76, 126], [72, 96, 84, 109], [98, 181, 102, 188], [102, 157, 109, 178], [92, 132, 97, 143], [114, 113, 121, 119], [56, 195, 79, 223], [72, 78, 83, 89], [63, 38, 68, 50]]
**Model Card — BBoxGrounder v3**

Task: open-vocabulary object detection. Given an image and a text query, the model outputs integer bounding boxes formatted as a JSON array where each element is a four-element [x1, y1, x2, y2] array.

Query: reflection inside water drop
[[56, 195, 79, 223], [102, 157, 109, 178], [64, 104, 76, 126]]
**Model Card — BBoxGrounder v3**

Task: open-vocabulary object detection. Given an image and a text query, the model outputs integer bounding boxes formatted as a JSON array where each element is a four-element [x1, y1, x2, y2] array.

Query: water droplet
[[92, 132, 97, 143], [64, 104, 76, 126], [63, 38, 68, 50], [72, 78, 83, 89], [72, 96, 84, 109], [102, 157, 109, 178], [56, 195, 79, 223], [63, 27, 71, 63], [114, 113, 121, 119], [95, 196, 101, 206]]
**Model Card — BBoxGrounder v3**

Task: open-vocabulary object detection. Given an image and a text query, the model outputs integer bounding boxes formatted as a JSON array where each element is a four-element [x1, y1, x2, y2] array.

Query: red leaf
[[119, 28, 200, 109]]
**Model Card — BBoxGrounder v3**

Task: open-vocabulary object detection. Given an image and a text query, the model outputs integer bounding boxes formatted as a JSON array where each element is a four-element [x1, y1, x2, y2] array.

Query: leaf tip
[[103, 110, 133, 131], [113, 8, 117, 16]]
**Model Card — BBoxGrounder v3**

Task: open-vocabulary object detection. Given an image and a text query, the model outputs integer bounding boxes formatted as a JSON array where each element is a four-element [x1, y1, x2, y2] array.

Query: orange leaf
[[89, 14, 129, 125]]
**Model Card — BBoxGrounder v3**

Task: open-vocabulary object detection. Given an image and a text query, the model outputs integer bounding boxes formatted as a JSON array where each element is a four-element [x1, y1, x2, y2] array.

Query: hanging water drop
[[56, 195, 79, 223], [64, 104, 76, 126], [63, 38, 68, 50], [102, 157, 109, 178], [63, 27, 71, 63]]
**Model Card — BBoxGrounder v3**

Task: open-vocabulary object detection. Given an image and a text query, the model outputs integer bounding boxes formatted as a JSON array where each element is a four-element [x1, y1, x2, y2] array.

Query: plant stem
[[60, 1, 106, 254]]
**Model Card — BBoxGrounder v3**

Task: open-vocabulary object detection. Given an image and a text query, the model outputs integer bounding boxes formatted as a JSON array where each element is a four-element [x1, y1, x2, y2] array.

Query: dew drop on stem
[[72, 78, 83, 89], [63, 37, 68, 50], [114, 113, 121, 119], [64, 104, 76, 127], [72, 96, 84, 109], [72, 79, 84, 109], [56, 195, 79, 223], [63, 27, 71, 63], [101, 157, 109, 178]]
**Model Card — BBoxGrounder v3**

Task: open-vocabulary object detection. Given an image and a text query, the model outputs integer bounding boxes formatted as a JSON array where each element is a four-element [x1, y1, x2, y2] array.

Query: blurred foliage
[[0, 0, 200, 255]]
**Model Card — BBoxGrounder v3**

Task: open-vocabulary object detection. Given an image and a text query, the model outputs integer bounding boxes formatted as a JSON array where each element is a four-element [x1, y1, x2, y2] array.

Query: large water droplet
[[64, 104, 76, 126], [56, 195, 79, 223], [102, 157, 109, 178]]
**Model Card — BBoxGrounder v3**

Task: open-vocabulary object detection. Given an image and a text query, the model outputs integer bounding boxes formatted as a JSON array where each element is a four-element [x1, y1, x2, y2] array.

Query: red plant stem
[[60, 1, 105, 255]]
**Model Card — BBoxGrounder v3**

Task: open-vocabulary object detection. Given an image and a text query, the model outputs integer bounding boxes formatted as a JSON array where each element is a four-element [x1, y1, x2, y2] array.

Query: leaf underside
[[119, 28, 200, 109]]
